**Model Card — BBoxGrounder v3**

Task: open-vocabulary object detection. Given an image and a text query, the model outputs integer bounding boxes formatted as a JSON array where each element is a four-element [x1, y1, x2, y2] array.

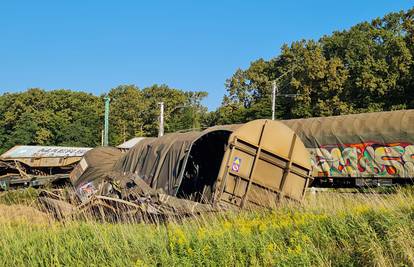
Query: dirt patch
[[0, 204, 52, 224]]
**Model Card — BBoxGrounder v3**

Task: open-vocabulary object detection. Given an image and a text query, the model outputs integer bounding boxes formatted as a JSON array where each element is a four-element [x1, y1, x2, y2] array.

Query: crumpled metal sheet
[[38, 172, 226, 223]]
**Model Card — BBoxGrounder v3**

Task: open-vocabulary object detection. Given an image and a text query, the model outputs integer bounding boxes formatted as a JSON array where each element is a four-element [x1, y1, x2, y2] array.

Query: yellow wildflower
[[197, 227, 207, 239]]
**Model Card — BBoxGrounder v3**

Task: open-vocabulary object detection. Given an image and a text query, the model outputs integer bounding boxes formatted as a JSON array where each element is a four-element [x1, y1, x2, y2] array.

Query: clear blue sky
[[0, 1, 412, 110]]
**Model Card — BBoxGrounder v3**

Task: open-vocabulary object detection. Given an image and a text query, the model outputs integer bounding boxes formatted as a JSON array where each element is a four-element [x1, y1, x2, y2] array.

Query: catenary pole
[[104, 95, 110, 146], [158, 102, 164, 137]]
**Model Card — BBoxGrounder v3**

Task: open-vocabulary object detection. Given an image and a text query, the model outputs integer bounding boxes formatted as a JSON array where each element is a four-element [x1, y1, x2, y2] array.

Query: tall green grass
[[0, 188, 414, 266], [0, 187, 39, 205]]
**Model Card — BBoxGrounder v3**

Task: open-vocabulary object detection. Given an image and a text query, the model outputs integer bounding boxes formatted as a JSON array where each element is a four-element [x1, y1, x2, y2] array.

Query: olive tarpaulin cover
[[114, 132, 200, 195], [281, 109, 414, 178], [113, 125, 239, 195], [282, 109, 414, 147], [72, 125, 239, 200], [71, 146, 123, 200]]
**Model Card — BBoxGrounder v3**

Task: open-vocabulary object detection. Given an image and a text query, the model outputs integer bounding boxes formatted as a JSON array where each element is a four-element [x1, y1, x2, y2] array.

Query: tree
[[108, 85, 146, 145], [218, 8, 414, 124], [0, 84, 208, 152]]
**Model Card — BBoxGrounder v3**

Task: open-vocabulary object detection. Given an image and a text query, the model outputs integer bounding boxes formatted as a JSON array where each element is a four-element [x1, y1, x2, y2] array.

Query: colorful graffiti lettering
[[310, 142, 414, 178]]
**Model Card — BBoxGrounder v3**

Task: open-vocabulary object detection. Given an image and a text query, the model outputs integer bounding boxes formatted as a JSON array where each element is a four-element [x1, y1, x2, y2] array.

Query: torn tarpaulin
[[39, 172, 225, 222]]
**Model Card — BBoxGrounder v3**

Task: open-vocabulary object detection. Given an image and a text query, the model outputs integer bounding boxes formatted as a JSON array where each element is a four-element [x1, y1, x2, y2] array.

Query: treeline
[[1, 8, 414, 152], [0, 85, 209, 153], [212, 8, 414, 124]]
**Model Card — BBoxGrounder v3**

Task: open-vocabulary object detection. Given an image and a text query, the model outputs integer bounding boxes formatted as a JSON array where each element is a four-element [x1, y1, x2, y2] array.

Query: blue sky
[[0, 1, 412, 110]]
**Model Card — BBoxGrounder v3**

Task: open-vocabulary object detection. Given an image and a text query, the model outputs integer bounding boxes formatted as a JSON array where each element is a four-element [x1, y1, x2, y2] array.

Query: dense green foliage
[[214, 8, 414, 124], [1, 189, 414, 266], [0, 85, 208, 153], [0, 89, 102, 151]]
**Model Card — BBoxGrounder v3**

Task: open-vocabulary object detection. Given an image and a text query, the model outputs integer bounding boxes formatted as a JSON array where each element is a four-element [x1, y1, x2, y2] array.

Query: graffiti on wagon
[[310, 142, 414, 178]]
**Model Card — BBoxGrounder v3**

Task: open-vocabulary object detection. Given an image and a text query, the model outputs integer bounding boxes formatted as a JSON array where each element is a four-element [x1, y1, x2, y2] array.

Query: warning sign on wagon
[[231, 157, 242, 172]]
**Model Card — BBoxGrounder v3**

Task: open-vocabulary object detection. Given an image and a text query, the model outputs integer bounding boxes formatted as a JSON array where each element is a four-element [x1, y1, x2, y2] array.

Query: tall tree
[[217, 8, 414, 124], [0, 89, 102, 153]]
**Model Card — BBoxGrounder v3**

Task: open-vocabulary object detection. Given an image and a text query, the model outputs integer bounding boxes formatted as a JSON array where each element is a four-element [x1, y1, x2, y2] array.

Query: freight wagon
[[0, 145, 91, 190], [70, 119, 313, 209], [282, 109, 414, 187]]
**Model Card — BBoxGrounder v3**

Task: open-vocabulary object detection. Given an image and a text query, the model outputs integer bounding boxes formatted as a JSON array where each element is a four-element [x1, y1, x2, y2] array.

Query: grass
[[0, 187, 39, 205], [0, 188, 414, 266]]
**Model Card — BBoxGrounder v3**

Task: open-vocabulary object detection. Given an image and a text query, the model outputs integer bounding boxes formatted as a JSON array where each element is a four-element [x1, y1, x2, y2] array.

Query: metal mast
[[272, 81, 277, 120], [158, 102, 164, 137], [104, 95, 110, 146], [271, 65, 299, 120]]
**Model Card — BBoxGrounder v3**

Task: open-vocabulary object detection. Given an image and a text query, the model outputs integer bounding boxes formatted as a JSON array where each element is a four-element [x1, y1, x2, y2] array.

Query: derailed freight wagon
[[70, 119, 312, 212], [0, 146, 91, 190], [282, 109, 414, 187]]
